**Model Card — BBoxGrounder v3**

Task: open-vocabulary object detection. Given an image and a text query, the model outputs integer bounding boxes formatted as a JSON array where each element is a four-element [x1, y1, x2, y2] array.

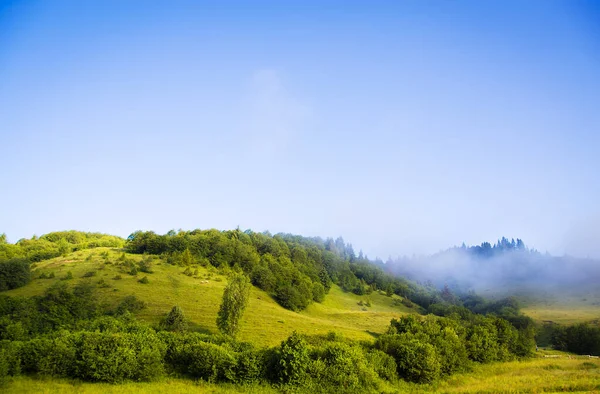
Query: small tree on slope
[[217, 273, 251, 338]]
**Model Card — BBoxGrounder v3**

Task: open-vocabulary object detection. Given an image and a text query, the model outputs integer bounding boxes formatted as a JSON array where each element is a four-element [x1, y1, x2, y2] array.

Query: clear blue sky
[[1, 0, 599, 259]]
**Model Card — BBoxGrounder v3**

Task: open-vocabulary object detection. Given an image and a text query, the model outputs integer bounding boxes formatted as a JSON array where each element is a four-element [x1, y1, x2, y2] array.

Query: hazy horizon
[[2, 1, 599, 260]]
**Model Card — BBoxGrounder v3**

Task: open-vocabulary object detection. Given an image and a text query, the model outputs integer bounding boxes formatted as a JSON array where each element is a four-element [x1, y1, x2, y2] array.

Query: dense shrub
[[366, 349, 398, 382], [313, 341, 379, 391], [72, 330, 165, 382], [0, 348, 8, 386], [376, 334, 441, 383], [234, 348, 264, 384], [187, 341, 237, 382], [0, 258, 31, 291], [276, 332, 311, 384], [0, 340, 22, 377], [466, 325, 500, 363]]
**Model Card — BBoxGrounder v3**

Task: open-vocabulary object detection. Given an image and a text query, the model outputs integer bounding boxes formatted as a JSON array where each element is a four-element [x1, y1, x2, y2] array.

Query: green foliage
[[186, 341, 237, 382], [124, 229, 424, 313], [312, 282, 325, 302], [366, 349, 397, 382], [181, 248, 193, 266], [551, 322, 600, 356], [72, 330, 165, 382], [0, 348, 8, 386], [312, 341, 379, 390], [138, 276, 149, 284], [162, 306, 188, 332], [276, 332, 310, 384], [217, 273, 251, 338], [115, 295, 146, 315], [128, 265, 138, 276], [0, 258, 31, 291], [376, 334, 441, 383], [138, 258, 153, 273], [0, 232, 124, 264], [235, 348, 264, 384], [467, 324, 500, 363], [376, 313, 534, 384]]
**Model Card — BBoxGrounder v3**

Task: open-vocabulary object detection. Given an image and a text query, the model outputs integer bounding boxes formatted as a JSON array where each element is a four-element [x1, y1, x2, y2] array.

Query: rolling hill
[[5, 247, 415, 347]]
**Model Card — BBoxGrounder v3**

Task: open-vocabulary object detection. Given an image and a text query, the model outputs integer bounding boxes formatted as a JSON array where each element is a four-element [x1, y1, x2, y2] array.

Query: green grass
[[2, 377, 279, 394], [426, 355, 600, 393], [4, 354, 600, 393], [6, 248, 414, 347], [517, 290, 600, 325]]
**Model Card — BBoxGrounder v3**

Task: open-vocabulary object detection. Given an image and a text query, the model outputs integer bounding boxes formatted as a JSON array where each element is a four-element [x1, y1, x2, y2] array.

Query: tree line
[[124, 229, 420, 312]]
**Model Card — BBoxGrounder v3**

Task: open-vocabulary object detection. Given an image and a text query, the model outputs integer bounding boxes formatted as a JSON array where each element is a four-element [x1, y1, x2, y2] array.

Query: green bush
[[115, 295, 146, 315], [312, 282, 325, 302], [0, 340, 21, 377], [376, 334, 441, 383], [0, 258, 31, 291], [36, 335, 76, 377], [0, 349, 8, 386], [159, 332, 229, 376], [187, 341, 237, 382], [277, 332, 310, 384], [366, 349, 397, 382], [466, 325, 500, 363], [138, 259, 153, 274], [315, 341, 378, 391], [234, 348, 264, 383], [72, 331, 165, 382]]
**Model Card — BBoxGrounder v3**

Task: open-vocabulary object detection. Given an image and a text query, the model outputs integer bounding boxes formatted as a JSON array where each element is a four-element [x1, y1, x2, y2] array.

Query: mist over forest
[[385, 237, 600, 295]]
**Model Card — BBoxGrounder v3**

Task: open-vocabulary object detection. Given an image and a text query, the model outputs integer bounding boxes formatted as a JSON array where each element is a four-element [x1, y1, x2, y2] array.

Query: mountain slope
[[5, 247, 414, 346]]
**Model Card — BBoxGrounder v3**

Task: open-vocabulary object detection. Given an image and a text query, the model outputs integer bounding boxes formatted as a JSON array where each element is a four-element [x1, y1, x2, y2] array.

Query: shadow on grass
[[188, 322, 214, 335]]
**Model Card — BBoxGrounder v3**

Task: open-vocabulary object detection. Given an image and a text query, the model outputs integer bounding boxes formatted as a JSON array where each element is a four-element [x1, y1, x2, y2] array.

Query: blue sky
[[1, 0, 599, 259]]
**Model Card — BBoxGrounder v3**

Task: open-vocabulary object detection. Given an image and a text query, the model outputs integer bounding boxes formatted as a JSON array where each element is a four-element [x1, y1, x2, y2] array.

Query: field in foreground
[[4, 353, 600, 393]]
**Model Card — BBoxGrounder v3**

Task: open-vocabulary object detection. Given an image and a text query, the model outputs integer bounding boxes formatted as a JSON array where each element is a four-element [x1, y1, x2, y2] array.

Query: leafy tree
[[217, 273, 251, 338]]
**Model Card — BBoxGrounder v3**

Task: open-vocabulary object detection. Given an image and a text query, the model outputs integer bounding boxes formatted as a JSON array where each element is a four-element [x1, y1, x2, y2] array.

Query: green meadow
[[5, 353, 600, 393]]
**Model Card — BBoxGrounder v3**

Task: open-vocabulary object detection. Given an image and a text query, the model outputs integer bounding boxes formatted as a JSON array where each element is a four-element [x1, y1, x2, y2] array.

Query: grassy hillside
[[5, 352, 600, 393], [5, 247, 414, 347], [518, 291, 600, 325]]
